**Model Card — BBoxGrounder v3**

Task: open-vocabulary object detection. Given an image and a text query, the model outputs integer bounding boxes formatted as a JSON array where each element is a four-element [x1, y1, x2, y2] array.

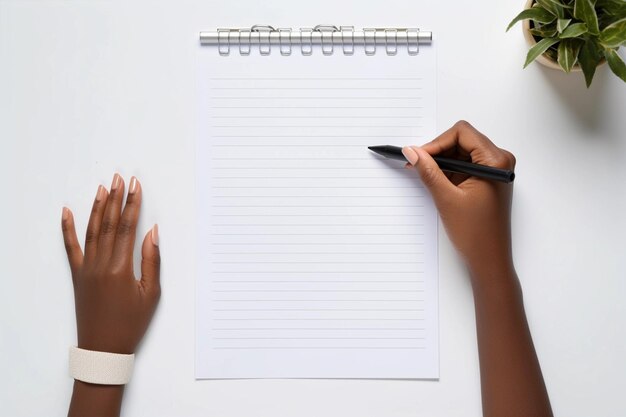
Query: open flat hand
[[61, 174, 160, 354]]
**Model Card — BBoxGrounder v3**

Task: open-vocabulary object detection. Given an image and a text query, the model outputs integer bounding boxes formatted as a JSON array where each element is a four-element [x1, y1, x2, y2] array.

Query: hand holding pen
[[393, 120, 517, 285]]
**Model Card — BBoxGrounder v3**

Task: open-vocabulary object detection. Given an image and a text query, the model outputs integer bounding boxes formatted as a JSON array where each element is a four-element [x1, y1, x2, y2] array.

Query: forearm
[[68, 380, 125, 417], [469, 265, 552, 417]]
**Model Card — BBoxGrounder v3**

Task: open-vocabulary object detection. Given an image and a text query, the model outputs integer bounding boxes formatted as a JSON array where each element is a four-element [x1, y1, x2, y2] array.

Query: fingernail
[[62, 207, 70, 220], [402, 146, 419, 166], [111, 173, 121, 191], [129, 177, 138, 195], [151, 224, 159, 246], [96, 185, 105, 201]]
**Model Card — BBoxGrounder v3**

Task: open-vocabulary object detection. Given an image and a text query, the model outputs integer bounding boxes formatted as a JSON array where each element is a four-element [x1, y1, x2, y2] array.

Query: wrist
[[77, 333, 135, 355]]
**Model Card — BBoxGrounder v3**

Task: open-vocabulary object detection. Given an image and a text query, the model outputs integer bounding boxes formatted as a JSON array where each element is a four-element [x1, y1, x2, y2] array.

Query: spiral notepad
[[195, 24, 439, 379]]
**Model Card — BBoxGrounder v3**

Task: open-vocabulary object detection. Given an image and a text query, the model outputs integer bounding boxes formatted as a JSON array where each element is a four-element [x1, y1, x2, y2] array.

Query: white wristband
[[69, 346, 135, 385]]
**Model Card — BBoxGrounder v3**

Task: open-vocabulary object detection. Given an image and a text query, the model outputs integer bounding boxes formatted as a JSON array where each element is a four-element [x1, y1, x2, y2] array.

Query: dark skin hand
[[403, 121, 552, 417], [62, 174, 160, 417]]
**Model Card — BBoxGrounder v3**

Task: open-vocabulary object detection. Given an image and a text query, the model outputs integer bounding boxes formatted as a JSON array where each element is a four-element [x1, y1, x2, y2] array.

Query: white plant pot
[[521, 0, 582, 71]]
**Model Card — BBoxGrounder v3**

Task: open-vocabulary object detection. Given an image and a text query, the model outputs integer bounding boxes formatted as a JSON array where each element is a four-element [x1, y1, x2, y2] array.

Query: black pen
[[368, 145, 515, 183]]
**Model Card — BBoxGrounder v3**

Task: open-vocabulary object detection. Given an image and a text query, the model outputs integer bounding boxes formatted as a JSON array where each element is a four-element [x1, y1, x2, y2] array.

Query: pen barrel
[[433, 157, 515, 183]]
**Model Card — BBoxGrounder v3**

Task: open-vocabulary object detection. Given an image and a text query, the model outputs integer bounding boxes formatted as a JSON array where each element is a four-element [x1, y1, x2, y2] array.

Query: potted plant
[[507, 0, 626, 87]]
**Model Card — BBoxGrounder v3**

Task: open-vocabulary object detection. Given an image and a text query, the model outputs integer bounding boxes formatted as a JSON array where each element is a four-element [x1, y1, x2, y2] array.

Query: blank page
[[196, 43, 438, 379]]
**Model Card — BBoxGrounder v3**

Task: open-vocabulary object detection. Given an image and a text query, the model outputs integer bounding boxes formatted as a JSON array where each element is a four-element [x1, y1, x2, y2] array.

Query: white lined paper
[[196, 47, 438, 379]]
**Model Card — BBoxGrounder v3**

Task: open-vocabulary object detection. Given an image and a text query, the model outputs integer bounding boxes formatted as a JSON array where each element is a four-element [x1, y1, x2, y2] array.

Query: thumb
[[140, 224, 161, 293], [402, 146, 458, 206]]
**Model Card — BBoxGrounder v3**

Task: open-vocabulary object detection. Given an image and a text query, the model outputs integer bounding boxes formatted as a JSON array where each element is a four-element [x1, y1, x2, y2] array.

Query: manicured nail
[[402, 146, 419, 166], [95, 185, 105, 201], [129, 177, 138, 195], [111, 173, 121, 191], [151, 224, 159, 246], [62, 207, 70, 220]]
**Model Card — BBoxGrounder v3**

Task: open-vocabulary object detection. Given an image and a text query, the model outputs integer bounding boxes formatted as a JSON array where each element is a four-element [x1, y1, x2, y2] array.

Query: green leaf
[[531, 21, 559, 37], [605, 48, 626, 82], [596, 0, 626, 17], [557, 18, 572, 32], [524, 37, 560, 67], [560, 22, 589, 38], [579, 38, 601, 87], [507, 7, 557, 31], [558, 39, 583, 72], [545, 47, 559, 62], [599, 18, 626, 48], [531, 27, 559, 37], [574, 0, 600, 35], [537, 0, 567, 18]]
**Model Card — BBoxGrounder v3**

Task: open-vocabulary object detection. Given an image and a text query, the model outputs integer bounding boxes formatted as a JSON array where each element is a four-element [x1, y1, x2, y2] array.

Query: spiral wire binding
[[203, 24, 431, 56]]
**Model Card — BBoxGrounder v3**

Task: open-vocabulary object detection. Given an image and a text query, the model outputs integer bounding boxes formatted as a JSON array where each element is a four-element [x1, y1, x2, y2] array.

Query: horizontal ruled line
[[210, 115, 422, 119], [211, 347, 426, 350], [211, 87, 422, 90], [213, 299, 424, 302], [213, 318, 425, 321], [211, 206, 424, 208], [212, 243, 424, 245], [214, 309, 424, 311], [212, 198, 423, 200], [212, 231, 423, 234], [211, 135, 419, 138], [210, 145, 391, 147], [212, 327, 425, 330], [213, 200, 424, 203], [211, 253, 423, 255], [212, 291, 424, 294], [212, 197, 423, 199], [212, 186, 424, 189], [212, 280, 424, 283], [212, 261, 424, 264], [211, 269, 425, 272], [209, 77, 424, 80], [211, 125, 421, 128], [211, 106, 424, 109], [212, 167, 406, 169], [213, 337, 425, 340], [210, 97, 423, 99], [213, 197, 424, 199], [211, 225, 423, 227], [210, 214, 425, 217], [211, 176, 413, 178], [212, 157, 373, 160], [212, 177, 408, 179]]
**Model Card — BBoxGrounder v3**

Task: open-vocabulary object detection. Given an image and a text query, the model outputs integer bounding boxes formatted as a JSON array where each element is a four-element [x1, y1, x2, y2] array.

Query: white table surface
[[1, 1, 625, 416]]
